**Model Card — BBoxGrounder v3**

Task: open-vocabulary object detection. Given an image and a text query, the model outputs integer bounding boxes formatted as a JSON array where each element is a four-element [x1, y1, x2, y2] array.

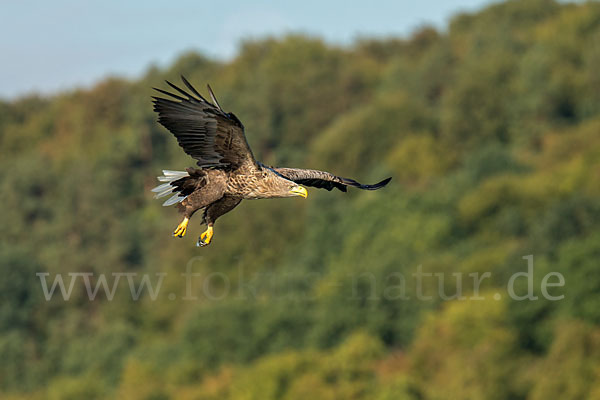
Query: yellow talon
[[173, 217, 189, 238], [197, 226, 214, 247]]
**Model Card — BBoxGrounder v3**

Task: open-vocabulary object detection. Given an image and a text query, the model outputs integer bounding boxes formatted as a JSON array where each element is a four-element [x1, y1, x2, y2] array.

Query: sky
[[1, 0, 495, 99]]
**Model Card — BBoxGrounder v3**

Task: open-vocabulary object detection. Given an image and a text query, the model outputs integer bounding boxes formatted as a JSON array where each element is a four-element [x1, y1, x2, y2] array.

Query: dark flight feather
[[181, 75, 209, 103], [272, 167, 391, 192], [166, 80, 197, 99], [152, 77, 258, 171], [207, 84, 223, 111]]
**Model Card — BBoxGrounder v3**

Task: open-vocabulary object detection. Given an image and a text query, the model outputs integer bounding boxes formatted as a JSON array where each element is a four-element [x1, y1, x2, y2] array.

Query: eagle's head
[[274, 177, 308, 199], [249, 172, 308, 199]]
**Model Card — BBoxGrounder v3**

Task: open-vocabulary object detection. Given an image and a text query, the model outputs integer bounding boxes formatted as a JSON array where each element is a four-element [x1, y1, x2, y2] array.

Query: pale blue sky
[[1, 0, 495, 99]]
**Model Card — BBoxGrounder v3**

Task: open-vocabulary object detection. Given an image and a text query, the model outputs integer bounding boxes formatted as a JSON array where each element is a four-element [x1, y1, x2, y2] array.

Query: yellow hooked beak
[[290, 186, 308, 198]]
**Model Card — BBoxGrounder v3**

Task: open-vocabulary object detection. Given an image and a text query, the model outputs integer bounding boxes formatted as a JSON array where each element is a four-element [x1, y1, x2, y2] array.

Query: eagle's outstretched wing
[[152, 77, 259, 171], [272, 167, 391, 192]]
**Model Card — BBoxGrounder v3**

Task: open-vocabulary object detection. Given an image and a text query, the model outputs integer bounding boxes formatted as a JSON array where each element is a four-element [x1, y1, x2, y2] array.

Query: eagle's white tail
[[152, 170, 190, 206]]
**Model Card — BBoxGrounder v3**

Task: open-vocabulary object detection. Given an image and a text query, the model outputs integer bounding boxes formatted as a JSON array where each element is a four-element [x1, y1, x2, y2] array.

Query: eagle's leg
[[196, 196, 242, 247], [197, 225, 214, 247], [173, 205, 204, 238], [173, 179, 227, 239], [173, 217, 189, 237]]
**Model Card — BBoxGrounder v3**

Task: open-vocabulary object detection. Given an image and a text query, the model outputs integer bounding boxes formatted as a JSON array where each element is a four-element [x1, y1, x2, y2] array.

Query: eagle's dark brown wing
[[152, 77, 259, 171], [272, 167, 391, 192]]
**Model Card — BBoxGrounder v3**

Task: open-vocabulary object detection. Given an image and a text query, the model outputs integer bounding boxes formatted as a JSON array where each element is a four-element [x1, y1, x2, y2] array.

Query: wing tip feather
[[181, 75, 209, 103], [363, 177, 392, 190], [206, 84, 223, 111], [344, 176, 392, 190]]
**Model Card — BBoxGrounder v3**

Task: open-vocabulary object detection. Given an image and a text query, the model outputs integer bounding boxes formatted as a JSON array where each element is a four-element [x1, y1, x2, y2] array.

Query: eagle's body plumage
[[152, 77, 391, 246]]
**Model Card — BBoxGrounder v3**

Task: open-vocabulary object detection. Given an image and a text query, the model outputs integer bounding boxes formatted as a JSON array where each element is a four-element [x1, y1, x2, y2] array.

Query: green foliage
[[528, 320, 600, 400], [409, 298, 523, 400], [556, 233, 600, 324], [46, 374, 107, 400], [1, 0, 600, 398]]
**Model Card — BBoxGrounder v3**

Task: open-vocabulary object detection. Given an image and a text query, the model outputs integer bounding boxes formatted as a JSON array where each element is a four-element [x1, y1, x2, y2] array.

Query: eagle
[[151, 77, 391, 247]]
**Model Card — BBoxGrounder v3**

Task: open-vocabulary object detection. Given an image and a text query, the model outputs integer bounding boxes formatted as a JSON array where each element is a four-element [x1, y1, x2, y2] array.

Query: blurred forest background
[[2, 0, 600, 398]]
